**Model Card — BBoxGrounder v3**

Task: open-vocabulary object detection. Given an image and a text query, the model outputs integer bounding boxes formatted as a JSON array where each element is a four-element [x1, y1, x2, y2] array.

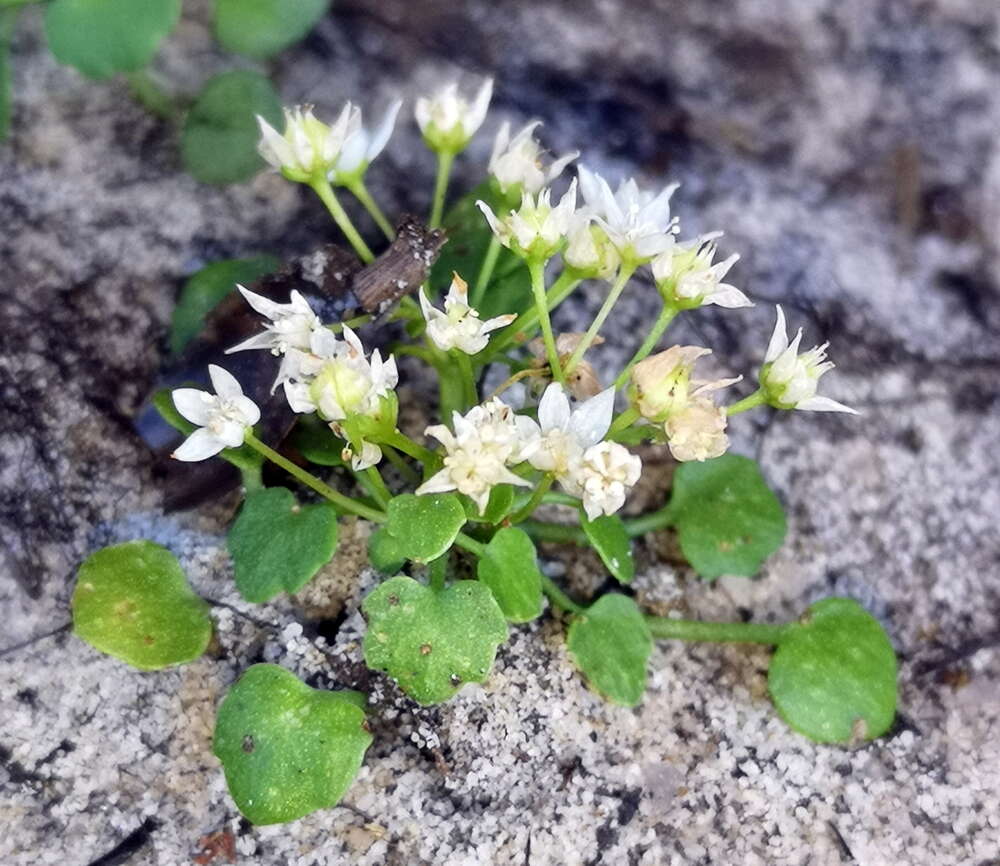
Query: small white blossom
[[341, 440, 383, 472], [664, 399, 730, 462], [227, 285, 322, 357], [171, 365, 260, 462], [488, 120, 578, 198], [761, 306, 858, 413], [519, 383, 615, 477], [328, 99, 402, 184], [416, 398, 531, 513], [282, 326, 397, 422], [477, 181, 577, 261], [651, 235, 751, 309], [578, 166, 680, 264], [564, 440, 642, 520], [631, 346, 740, 423], [563, 213, 621, 279], [257, 104, 356, 182], [419, 273, 516, 354], [415, 79, 493, 154]]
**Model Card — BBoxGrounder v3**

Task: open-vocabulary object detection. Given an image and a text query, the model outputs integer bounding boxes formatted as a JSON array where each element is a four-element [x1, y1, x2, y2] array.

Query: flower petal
[[172, 388, 214, 427], [569, 386, 615, 447], [764, 305, 789, 363], [795, 396, 859, 414], [172, 428, 225, 462], [208, 365, 244, 400], [538, 383, 572, 433], [415, 468, 458, 497], [707, 284, 754, 309]]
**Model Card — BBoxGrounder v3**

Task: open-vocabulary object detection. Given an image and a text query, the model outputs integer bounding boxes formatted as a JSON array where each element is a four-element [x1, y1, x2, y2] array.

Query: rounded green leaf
[[213, 664, 372, 825], [477, 527, 543, 623], [769, 597, 897, 743], [228, 488, 338, 603], [214, 0, 330, 59], [72, 541, 212, 670], [362, 576, 508, 704], [367, 526, 405, 575], [170, 256, 279, 354], [581, 514, 635, 584], [567, 594, 652, 707], [667, 454, 787, 580], [181, 70, 282, 185], [45, 0, 180, 79], [383, 493, 466, 563]]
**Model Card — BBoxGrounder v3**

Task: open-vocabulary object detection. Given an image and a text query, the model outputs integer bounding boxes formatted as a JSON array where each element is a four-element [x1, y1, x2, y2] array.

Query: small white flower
[[342, 439, 383, 472], [488, 120, 578, 198], [631, 346, 740, 423], [257, 104, 357, 182], [330, 99, 403, 184], [415, 79, 493, 154], [419, 273, 516, 354], [564, 440, 642, 520], [477, 181, 577, 261], [416, 398, 531, 513], [282, 326, 398, 422], [563, 213, 621, 279], [171, 365, 260, 462], [519, 383, 615, 477], [651, 235, 752, 310], [761, 306, 858, 413], [578, 166, 680, 264], [664, 399, 730, 463], [227, 285, 322, 357]]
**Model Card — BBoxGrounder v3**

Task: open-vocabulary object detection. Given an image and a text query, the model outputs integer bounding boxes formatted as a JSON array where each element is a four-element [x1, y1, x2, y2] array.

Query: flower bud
[[415, 79, 493, 155]]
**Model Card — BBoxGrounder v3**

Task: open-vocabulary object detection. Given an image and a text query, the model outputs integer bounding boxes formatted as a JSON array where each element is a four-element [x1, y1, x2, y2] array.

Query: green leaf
[[383, 493, 466, 564], [152, 387, 264, 477], [214, 0, 329, 59], [45, 0, 180, 79], [0, 9, 16, 141], [287, 416, 346, 467], [477, 527, 543, 623], [567, 594, 652, 707], [581, 514, 635, 584], [228, 487, 338, 603], [367, 526, 405, 575], [181, 70, 282, 185], [667, 454, 787, 580], [170, 255, 279, 354], [72, 541, 212, 670], [362, 576, 508, 704], [213, 664, 372, 825], [429, 182, 525, 307], [768, 597, 897, 743], [462, 484, 514, 524]]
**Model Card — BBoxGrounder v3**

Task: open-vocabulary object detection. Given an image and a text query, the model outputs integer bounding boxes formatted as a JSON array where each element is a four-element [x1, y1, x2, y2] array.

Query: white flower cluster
[[417, 384, 641, 520]]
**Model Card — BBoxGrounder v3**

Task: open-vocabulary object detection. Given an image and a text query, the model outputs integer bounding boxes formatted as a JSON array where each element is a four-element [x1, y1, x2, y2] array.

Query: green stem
[[428, 150, 455, 229], [455, 350, 478, 409], [726, 388, 768, 416], [242, 432, 385, 522], [380, 429, 437, 467], [540, 490, 580, 508], [520, 519, 588, 546], [613, 304, 679, 389], [345, 177, 394, 240], [454, 532, 486, 556], [528, 258, 565, 385], [381, 444, 420, 483], [540, 575, 586, 615], [309, 177, 375, 263], [364, 466, 391, 507], [622, 505, 673, 538], [428, 553, 448, 591], [125, 70, 178, 121], [646, 616, 787, 645], [564, 265, 636, 376], [471, 235, 502, 307], [484, 271, 581, 359], [508, 475, 553, 524], [608, 407, 640, 437]]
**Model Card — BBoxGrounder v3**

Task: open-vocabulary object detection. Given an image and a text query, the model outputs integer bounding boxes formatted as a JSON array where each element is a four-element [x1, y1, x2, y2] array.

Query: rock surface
[[2, 1, 1000, 864]]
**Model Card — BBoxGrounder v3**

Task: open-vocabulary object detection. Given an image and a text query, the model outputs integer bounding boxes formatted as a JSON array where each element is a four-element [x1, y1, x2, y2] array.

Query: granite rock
[[2, 1, 999, 864]]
